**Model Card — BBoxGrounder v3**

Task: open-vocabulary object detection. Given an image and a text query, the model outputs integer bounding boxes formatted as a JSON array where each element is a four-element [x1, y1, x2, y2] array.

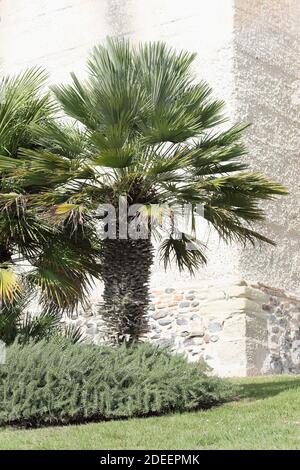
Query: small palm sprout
[[0, 40, 287, 343]]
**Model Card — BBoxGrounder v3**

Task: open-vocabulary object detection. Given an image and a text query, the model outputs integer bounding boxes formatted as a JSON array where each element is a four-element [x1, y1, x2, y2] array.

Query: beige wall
[[0, 0, 299, 294], [233, 0, 300, 295]]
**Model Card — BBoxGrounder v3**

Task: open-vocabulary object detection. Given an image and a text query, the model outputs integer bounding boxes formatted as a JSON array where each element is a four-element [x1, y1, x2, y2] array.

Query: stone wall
[[257, 284, 300, 374], [64, 280, 300, 377]]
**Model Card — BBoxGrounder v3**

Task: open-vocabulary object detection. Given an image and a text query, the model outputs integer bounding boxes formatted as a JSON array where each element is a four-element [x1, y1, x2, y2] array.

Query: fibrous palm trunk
[[100, 237, 153, 345], [0, 244, 12, 264]]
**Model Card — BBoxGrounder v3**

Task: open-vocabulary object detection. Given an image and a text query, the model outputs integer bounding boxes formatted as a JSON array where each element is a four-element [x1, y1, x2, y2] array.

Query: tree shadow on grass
[[239, 378, 300, 400]]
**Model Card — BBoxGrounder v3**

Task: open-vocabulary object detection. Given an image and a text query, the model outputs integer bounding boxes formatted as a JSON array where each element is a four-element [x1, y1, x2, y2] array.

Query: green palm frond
[[91, 146, 134, 168], [0, 67, 55, 157], [0, 193, 53, 261], [27, 234, 101, 312], [62, 324, 85, 343], [201, 173, 288, 199], [159, 235, 207, 275], [51, 73, 98, 130], [0, 291, 31, 344], [19, 309, 61, 343], [0, 290, 84, 345], [30, 121, 88, 159], [204, 204, 275, 246]]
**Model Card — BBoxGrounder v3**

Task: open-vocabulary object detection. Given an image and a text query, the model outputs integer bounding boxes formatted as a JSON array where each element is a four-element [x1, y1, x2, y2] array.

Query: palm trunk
[[0, 244, 12, 264], [100, 237, 153, 344]]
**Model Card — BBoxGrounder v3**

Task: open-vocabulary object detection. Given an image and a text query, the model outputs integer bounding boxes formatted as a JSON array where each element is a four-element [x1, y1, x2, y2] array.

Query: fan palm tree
[[0, 40, 287, 343], [0, 69, 101, 314]]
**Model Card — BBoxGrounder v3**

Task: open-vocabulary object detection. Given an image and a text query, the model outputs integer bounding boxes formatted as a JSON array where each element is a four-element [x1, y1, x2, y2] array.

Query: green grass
[[0, 375, 299, 450]]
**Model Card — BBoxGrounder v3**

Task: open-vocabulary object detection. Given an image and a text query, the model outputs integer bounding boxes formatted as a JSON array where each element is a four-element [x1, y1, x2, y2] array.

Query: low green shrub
[[0, 339, 237, 427]]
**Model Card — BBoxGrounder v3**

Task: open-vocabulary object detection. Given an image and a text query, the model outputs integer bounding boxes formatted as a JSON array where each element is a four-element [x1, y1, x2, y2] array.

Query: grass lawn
[[0, 375, 299, 450]]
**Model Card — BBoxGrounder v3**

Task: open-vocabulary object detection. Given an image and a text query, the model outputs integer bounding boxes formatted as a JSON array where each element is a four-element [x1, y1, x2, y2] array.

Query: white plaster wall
[[0, 0, 235, 89], [233, 0, 300, 295], [0, 0, 298, 294]]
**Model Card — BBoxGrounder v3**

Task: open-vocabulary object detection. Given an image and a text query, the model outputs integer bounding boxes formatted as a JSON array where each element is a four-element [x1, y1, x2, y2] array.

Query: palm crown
[[0, 40, 287, 342]]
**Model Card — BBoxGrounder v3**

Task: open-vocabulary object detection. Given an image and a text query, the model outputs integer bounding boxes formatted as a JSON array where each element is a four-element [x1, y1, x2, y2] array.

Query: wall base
[[63, 280, 300, 377]]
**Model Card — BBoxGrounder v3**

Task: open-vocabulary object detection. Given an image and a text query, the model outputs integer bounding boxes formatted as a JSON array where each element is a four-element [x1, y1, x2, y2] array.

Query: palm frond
[[30, 121, 88, 159], [0, 268, 21, 303], [19, 309, 61, 343], [204, 204, 275, 246], [159, 235, 207, 275], [0, 67, 54, 157], [0, 290, 31, 344], [28, 235, 101, 312], [201, 173, 288, 199], [62, 323, 85, 343]]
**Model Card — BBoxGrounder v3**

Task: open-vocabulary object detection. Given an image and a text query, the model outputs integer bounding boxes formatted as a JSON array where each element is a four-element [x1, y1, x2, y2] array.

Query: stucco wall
[[233, 0, 300, 295], [0, 0, 299, 295]]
